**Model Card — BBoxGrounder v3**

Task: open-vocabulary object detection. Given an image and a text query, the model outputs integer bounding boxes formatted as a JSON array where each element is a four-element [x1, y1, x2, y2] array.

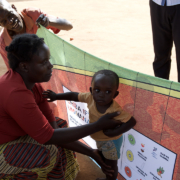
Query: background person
[[0, 34, 122, 179], [0, 0, 73, 69], [150, 0, 180, 82]]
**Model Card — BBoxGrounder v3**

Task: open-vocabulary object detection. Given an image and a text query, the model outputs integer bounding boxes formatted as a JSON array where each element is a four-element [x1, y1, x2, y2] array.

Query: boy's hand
[[36, 14, 49, 28], [103, 117, 136, 137], [42, 90, 57, 102], [103, 125, 122, 137], [103, 129, 116, 137]]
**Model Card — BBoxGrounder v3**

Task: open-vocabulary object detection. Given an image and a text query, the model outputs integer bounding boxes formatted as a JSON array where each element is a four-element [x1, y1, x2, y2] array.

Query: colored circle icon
[[126, 150, 134, 162], [125, 166, 132, 178], [128, 134, 136, 145]]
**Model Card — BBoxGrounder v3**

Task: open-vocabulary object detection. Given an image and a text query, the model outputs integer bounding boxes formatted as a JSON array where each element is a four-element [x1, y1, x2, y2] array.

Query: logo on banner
[[141, 143, 145, 153], [128, 134, 136, 145], [126, 150, 134, 162], [152, 147, 158, 159], [157, 167, 165, 178], [124, 166, 132, 178]]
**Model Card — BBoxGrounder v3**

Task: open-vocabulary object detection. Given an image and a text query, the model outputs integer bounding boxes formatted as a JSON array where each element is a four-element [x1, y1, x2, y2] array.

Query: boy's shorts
[[96, 136, 123, 160]]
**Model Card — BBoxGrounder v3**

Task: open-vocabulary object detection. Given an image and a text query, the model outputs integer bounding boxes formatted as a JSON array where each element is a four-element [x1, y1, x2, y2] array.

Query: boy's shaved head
[[91, 69, 119, 89]]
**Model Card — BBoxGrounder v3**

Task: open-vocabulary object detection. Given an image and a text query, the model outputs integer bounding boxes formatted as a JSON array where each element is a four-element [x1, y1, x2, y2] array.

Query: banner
[[62, 86, 176, 180], [37, 26, 180, 180]]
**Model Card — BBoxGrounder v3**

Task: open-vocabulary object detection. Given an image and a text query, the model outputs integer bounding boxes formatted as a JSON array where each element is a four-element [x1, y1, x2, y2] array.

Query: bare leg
[[96, 159, 118, 180]]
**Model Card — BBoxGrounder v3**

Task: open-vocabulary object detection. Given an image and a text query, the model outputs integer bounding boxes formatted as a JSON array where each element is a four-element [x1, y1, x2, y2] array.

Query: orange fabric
[[0, 69, 55, 145], [78, 92, 131, 141], [0, 8, 60, 69]]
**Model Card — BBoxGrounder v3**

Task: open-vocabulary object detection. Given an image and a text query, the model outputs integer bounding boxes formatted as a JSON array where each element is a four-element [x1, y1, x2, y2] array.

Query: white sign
[[119, 129, 176, 180], [63, 86, 176, 179]]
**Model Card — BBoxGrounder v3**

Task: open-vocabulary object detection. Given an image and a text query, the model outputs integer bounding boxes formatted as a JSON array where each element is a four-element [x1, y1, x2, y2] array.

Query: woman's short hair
[[5, 34, 44, 70], [91, 69, 119, 89]]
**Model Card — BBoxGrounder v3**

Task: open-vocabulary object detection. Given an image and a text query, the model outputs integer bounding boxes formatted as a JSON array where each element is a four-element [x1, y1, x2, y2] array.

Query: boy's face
[[0, 3, 24, 32], [91, 74, 118, 106]]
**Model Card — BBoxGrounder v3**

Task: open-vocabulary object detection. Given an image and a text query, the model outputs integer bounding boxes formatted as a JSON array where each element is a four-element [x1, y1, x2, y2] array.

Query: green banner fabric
[[37, 26, 180, 180]]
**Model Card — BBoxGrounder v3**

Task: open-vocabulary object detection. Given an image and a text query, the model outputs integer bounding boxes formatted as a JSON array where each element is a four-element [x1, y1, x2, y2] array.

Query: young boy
[[43, 69, 136, 180], [0, 0, 73, 69]]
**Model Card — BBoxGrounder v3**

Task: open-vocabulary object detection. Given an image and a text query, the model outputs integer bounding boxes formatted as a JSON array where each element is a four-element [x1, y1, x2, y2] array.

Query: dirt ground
[[0, 0, 178, 179]]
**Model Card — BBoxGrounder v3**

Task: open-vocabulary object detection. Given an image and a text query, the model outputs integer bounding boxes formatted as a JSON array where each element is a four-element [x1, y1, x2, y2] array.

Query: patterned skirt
[[0, 119, 79, 180]]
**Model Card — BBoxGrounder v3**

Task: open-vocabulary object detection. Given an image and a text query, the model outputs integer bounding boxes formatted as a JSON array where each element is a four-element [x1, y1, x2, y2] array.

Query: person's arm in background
[[36, 14, 73, 31]]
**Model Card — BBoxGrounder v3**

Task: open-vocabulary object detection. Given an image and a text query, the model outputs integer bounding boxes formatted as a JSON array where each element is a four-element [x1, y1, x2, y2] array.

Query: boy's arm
[[42, 90, 79, 102], [56, 92, 79, 101], [103, 117, 136, 137]]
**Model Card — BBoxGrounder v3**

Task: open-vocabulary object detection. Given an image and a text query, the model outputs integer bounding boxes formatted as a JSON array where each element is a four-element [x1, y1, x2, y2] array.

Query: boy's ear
[[11, 4, 17, 11], [113, 91, 119, 98], [89, 87, 92, 94]]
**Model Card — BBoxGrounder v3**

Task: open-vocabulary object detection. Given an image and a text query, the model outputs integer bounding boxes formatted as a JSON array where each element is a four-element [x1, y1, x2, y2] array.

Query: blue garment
[[96, 135, 123, 160], [152, 0, 180, 6], [112, 135, 123, 159]]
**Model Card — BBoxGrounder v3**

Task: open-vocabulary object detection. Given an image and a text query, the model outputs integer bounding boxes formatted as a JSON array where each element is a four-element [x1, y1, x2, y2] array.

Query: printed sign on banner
[[63, 86, 176, 180], [119, 129, 176, 180]]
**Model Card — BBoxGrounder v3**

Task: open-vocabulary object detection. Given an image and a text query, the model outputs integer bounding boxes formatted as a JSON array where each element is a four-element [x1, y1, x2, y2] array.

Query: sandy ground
[[0, 0, 177, 80], [0, 0, 178, 179]]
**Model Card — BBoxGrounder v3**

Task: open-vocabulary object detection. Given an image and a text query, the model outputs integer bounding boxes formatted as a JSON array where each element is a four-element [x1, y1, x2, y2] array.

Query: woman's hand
[[36, 14, 49, 28], [42, 90, 57, 102], [60, 142, 114, 176], [96, 112, 122, 130], [90, 149, 114, 177]]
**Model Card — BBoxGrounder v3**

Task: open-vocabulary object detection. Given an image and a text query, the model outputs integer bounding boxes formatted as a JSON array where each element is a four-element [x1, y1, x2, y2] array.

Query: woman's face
[[27, 43, 53, 83]]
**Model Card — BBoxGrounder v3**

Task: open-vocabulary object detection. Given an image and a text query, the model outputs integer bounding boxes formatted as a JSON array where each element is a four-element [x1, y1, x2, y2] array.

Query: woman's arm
[[42, 90, 79, 102], [103, 117, 136, 137], [61, 141, 114, 176], [45, 112, 122, 145]]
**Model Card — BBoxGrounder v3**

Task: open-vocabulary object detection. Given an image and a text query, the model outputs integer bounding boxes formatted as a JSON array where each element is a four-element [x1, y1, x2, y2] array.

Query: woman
[[0, 34, 121, 179]]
